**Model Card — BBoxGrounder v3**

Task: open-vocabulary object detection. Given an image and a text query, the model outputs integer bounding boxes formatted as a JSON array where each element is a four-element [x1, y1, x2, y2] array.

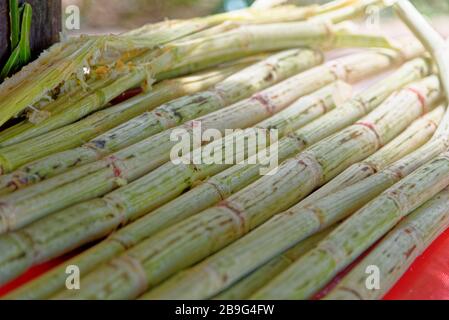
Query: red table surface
[[1, 226, 449, 299]]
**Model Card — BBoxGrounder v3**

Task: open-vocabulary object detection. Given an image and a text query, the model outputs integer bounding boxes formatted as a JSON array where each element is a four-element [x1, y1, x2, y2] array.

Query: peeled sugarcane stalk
[[131, 76, 441, 301], [325, 187, 449, 300], [0, 50, 322, 191], [0, 51, 400, 234], [214, 225, 338, 300], [0, 80, 351, 287], [0, 0, 392, 145], [249, 0, 449, 302], [301, 105, 445, 206], [2, 81, 350, 298], [395, 0, 449, 137], [3, 52, 425, 297]]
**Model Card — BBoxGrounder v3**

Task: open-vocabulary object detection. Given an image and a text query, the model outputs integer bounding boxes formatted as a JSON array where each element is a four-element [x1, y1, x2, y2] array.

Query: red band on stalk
[[355, 121, 383, 148], [107, 156, 123, 178], [253, 93, 276, 114], [406, 87, 427, 114]]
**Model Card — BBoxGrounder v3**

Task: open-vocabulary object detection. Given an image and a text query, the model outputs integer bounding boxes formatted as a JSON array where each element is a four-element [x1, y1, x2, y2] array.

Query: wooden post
[[0, 0, 61, 66]]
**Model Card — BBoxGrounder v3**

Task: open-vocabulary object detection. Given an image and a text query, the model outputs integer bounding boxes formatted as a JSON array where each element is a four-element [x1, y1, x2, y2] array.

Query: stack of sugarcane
[[2, 0, 449, 301]]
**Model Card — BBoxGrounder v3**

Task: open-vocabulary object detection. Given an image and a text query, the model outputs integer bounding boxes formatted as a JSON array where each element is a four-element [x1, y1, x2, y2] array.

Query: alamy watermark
[[365, 265, 381, 290], [170, 121, 279, 176], [65, 5, 81, 30], [65, 265, 80, 290]]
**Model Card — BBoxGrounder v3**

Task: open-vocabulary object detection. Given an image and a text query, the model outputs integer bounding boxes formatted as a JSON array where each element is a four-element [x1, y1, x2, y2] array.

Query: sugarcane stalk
[[125, 1, 368, 39], [0, 50, 322, 190], [395, 1, 449, 140], [0, 51, 400, 234], [0, 38, 104, 127], [215, 225, 338, 300], [0, 80, 349, 288], [325, 186, 449, 300], [122, 76, 440, 301], [301, 105, 445, 206]]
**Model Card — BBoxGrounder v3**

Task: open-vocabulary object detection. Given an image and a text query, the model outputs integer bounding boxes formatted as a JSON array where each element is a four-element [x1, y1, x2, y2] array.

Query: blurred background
[[61, 0, 449, 34]]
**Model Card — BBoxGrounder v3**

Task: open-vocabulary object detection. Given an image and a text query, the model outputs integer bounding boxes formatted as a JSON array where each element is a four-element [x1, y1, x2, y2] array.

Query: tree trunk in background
[[0, 0, 61, 67]]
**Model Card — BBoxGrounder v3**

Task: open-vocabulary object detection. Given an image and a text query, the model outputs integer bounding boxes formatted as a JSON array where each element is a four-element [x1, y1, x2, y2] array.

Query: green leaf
[[0, 45, 21, 80], [9, 0, 20, 49], [18, 3, 33, 65]]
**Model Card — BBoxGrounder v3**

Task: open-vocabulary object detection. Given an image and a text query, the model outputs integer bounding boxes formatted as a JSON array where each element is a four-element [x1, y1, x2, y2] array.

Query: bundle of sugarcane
[[42, 68, 436, 299], [0, 79, 350, 293], [247, 0, 449, 300], [1, 50, 428, 295], [5, 0, 449, 301], [0, 49, 411, 235], [128, 75, 441, 301]]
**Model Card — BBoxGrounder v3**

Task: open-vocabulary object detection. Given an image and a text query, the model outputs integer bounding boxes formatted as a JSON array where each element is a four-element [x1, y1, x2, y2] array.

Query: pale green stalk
[[395, 0, 449, 138], [215, 225, 337, 300], [301, 105, 445, 206], [0, 80, 349, 288], [128, 76, 441, 301], [0, 50, 321, 190]]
